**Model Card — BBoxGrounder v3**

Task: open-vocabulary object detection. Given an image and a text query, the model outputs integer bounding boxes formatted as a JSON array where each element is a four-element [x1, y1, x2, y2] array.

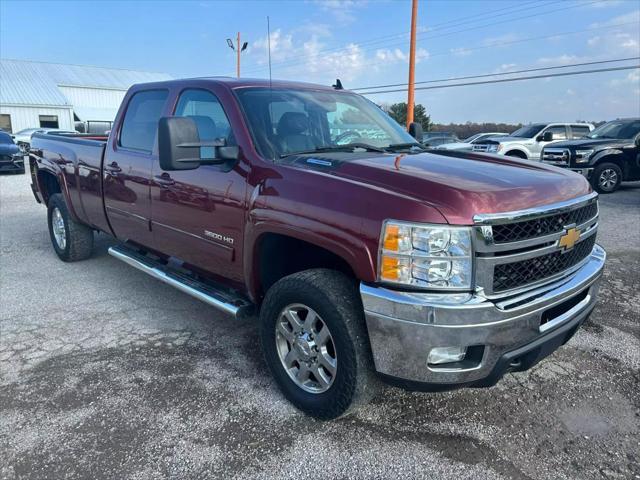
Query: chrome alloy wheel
[[275, 304, 337, 394], [52, 207, 66, 250], [598, 168, 618, 191]]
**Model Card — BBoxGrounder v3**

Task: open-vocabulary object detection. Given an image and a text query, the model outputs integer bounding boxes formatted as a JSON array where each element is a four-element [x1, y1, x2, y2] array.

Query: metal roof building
[[0, 59, 172, 133]]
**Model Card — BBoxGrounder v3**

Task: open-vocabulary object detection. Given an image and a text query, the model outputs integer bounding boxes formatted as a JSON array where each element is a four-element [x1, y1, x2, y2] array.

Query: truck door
[[534, 125, 568, 159], [103, 89, 169, 247], [150, 88, 247, 284]]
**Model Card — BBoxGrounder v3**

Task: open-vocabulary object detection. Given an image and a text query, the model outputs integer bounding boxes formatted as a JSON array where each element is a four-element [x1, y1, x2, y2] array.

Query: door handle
[[105, 162, 122, 174], [154, 174, 175, 186]]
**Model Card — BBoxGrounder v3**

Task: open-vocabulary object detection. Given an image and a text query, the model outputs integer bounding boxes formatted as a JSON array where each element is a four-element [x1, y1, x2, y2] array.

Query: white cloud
[[313, 0, 368, 25], [537, 54, 582, 65], [450, 47, 472, 57], [590, 9, 640, 27], [587, 36, 601, 46], [493, 63, 517, 73], [250, 27, 369, 81], [375, 47, 429, 64], [589, 0, 624, 8], [609, 70, 640, 86], [482, 33, 519, 47], [616, 32, 639, 50]]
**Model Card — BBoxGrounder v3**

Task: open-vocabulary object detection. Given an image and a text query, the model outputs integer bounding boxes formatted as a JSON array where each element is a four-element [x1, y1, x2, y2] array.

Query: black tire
[[591, 162, 622, 194], [47, 193, 94, 261], [260, 269, 379, 419]]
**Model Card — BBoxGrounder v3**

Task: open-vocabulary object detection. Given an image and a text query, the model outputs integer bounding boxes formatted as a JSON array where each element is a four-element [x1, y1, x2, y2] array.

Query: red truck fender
[[243, 214, 377, 303], [29, 152, 84, 224]]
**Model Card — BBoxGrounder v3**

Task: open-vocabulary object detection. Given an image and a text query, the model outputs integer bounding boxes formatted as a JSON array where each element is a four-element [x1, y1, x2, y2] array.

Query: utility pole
[[226, 33, 248, 78], [406, 0, 418, 128]]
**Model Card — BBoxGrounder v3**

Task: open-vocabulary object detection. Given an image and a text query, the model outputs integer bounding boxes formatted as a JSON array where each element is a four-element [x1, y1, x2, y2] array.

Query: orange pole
[[237, 32, 241, 78], [406, 0, 418, 128]]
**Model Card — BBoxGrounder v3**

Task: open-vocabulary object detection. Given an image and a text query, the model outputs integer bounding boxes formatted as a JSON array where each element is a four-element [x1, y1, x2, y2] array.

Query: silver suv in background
[[472, 123, 594, 160], [436, 132, 509, 151]]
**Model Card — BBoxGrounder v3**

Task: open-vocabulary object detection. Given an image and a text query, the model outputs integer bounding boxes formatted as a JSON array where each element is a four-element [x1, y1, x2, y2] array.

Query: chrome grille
[[492, 203, 598, 243], [542, 148, 570, 166], [473, 193, 599, 297], [472, 144, 490, 153], [493, 235, 596, 292]]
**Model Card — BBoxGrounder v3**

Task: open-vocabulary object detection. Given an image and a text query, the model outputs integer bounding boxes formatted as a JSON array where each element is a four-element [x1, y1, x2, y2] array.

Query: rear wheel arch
[[36, 169, 62, 205]]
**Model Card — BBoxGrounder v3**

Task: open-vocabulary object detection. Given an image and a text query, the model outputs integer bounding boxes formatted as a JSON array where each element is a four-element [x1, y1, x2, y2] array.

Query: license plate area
[[540, 287, 589, 331]]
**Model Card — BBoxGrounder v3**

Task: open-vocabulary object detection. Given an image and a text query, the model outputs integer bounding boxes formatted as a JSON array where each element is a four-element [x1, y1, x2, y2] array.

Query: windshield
[[587, 120, 640, 140], [463, 133, 483, 143], [510, 124, 546, 138], [235, 88, 417, 159], [15, 128, 38, 135]]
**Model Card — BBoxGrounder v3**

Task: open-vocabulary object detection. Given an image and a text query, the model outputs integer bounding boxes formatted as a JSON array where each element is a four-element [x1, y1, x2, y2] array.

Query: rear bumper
[[361, 244, 606, 388]]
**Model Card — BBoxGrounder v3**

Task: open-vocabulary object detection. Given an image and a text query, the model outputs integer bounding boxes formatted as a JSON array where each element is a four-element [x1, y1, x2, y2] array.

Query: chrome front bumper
[[361, 244, 606, 387]]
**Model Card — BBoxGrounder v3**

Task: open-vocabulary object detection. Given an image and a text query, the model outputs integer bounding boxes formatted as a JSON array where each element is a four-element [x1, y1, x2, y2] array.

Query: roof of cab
[[131, 76, 341, 92]]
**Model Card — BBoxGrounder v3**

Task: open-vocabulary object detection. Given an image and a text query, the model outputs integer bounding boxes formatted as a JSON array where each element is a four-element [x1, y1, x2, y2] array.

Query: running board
[[108, 245, 253, 319]]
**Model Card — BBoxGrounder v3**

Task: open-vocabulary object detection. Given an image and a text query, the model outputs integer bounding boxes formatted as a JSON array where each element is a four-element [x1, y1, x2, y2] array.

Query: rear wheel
[[260, 269, 379, 419], [591, 162, 622, 193], [47, 193, 94, 261]]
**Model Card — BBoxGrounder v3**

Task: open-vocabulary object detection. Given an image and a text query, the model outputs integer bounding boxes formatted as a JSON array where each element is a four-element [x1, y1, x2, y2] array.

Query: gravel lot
[[1, 171, 639, 480]]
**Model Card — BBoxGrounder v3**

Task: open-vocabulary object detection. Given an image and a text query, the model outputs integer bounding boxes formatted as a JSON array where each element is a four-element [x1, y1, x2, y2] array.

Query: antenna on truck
[[267, 16, 276, 161]]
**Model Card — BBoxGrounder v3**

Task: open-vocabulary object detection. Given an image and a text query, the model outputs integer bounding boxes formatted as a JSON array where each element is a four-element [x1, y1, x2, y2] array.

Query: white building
[[0, 59, 172, 133]]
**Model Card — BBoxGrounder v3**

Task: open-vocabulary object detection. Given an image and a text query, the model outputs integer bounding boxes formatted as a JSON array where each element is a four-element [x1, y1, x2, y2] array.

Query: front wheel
[[260, 269, 379, 419], [591, 162, 622, 194]]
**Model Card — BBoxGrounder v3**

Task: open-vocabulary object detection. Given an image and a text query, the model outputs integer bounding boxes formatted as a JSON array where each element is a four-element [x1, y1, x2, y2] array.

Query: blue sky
[[1, 0, 639, 124]]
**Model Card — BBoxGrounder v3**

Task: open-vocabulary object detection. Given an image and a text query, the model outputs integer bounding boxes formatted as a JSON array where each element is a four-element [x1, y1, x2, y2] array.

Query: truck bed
[[30, 132, 111, 233]]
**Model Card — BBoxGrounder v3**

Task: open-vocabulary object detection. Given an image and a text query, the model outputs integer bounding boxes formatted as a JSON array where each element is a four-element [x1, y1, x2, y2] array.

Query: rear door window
[[571, 125, 591, 138], [119, 90, 169, 153], [546, 125, 567, 140]]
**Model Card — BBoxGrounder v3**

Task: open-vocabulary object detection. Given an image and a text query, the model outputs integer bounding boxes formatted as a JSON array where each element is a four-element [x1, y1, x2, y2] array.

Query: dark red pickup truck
[[29, 78, 606, 418]]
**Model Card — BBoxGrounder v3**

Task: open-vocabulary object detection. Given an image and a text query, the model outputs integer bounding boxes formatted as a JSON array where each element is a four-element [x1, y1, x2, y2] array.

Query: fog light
[[428, 346, 467, 365]]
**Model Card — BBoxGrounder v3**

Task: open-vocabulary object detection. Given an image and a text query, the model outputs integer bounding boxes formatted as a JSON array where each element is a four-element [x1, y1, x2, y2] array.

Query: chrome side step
[[108, 245, 253, 319]]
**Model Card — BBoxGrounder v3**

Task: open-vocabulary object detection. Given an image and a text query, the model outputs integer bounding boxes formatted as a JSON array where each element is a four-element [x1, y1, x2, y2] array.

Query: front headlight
[[487, 144, 502, 153], [379, 221, 473, 289], [575, 149, 594, 163]]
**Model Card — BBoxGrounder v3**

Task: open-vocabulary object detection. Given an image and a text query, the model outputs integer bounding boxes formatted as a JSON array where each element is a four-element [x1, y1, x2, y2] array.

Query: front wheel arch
[[504, 149, 528, 159]]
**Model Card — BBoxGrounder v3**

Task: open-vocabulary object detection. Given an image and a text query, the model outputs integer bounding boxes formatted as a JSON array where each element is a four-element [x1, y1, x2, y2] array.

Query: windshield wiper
[[280, 143, 385, 158], [384, 142, 427, 152]]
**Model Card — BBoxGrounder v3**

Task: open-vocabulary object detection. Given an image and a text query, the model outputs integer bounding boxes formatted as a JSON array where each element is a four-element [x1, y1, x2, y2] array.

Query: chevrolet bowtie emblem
[[559, 227, 581, 251]]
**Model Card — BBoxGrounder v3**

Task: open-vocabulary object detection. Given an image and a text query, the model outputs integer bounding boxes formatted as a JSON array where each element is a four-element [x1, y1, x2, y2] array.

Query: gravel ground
[[1, 171, 639, 480]]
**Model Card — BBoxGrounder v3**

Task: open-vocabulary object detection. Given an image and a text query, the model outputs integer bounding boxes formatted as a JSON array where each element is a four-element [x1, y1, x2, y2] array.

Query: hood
[[475, 136, 532, 145], [295, 150, 591, 224], [544, 138, 630, 149], [0, 143, 20, 156]]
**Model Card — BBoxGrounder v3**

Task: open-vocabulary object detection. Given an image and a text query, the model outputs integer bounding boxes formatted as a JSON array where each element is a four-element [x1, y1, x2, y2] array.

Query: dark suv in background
[[542, 118, 640, 193]]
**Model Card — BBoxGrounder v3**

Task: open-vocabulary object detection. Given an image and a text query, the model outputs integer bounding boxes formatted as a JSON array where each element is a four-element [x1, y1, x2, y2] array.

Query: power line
[[237, 0, 548, 76], [240, 0, 600, 75], [353, 57, 640, 91], [236, 20, 638, 81], [357, 65, 640, 95]]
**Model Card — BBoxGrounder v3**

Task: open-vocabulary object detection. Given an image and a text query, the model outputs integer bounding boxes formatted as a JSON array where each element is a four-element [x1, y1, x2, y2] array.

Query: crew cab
[[29, 78, 606, 419], [472, 123, 594, 160], [542, 118, 640, 193]]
